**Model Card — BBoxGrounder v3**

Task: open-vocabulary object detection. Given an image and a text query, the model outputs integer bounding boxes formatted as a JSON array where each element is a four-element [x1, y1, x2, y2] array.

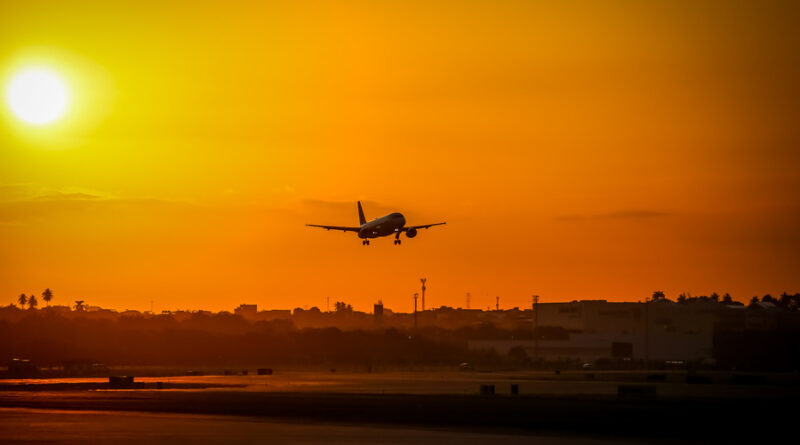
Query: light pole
[[644, 296, 650, 368], [420, 278, 427, 311], [532, 295, 539, 363], [413, 292, 418, 329]]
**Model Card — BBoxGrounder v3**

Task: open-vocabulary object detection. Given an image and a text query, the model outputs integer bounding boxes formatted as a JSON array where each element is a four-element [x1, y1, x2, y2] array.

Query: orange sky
[[1, 1, 799, 312]]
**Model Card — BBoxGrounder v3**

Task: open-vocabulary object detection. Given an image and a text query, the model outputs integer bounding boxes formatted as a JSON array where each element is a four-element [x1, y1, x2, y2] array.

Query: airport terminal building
[[469, 300, 768, 364]]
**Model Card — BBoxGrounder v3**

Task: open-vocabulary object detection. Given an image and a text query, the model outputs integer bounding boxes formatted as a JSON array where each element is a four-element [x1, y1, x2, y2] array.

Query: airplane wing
[[306, 224, 361, 232], [404, 222, 447, 230]]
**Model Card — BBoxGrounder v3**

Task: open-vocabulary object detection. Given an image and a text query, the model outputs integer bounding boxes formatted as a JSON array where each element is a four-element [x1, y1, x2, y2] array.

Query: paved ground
[[0, 407, 638, 445], [0, 371, 795, 443], [2, 370, 798, 399]]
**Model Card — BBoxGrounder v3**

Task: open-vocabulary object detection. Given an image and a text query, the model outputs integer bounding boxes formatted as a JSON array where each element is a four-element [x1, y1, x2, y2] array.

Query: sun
[[5, 68, 69, 125]]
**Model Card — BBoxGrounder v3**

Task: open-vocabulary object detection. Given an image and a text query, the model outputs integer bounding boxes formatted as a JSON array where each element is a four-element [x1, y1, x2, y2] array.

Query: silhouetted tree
[[722, 293, 733, 304], [27, 294, 38, 310], [762, 294, 776, 304], [18, 293, 27, 309], [790, 293, 800, 311], [651, 291, 665, 301], [42, 288, 53, 306], [334, 301, 353, 313], [777, 292, 800, 311], [74, 300, 86, 311], [749, 296, 760, 307], [710, 292, 719, 303], [677, 293, 687, 304]]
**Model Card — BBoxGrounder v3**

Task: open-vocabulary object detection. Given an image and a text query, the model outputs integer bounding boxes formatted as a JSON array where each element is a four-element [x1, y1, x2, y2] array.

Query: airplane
[[306, 201, 446, 245]]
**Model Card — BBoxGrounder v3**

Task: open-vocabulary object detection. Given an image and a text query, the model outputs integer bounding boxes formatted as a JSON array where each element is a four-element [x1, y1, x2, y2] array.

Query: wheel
[[396, 239, 401, 245]]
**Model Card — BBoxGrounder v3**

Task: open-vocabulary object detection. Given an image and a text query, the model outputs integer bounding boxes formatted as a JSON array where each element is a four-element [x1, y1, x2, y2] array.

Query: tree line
[[650, 290, 800, 310], [0, 311, 500, 367]]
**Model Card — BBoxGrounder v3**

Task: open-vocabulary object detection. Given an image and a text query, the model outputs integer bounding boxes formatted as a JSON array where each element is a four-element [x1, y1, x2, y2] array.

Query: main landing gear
[[394, 232, 402, 245], [393, 239, 402, 245], [361, 240, 370, 245]]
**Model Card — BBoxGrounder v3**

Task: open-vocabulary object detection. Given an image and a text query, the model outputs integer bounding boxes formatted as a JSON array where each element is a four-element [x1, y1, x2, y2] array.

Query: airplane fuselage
[[358, 212, 406, 239]]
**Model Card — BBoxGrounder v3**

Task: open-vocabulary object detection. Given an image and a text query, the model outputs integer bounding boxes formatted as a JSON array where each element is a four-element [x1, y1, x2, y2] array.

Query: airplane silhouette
[[306, 201, 446, 245]]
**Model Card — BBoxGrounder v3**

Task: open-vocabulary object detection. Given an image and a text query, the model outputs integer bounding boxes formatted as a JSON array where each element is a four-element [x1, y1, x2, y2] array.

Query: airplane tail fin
[[357, 201, 367, 225]]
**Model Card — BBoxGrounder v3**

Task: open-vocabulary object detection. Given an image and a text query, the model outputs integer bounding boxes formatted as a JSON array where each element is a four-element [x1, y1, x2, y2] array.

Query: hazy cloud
[[0, 184, 114, 202], [0, 184, 192, 225]]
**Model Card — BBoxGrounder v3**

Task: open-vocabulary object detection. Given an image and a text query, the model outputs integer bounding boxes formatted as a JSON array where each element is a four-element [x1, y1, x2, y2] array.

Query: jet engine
[[406, 227, 418, 238]]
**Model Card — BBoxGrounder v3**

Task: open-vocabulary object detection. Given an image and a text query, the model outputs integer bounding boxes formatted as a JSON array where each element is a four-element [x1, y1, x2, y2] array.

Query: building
[[234, 304, 258, 318], [469, 300, 725, 363]]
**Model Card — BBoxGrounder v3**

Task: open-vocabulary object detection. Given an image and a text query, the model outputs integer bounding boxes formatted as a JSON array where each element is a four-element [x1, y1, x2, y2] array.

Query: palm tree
[[27, 294, 38, 310], [42, 288, 53, 306], [651, 291, 665, 301], [74, 300, 85, 311], [17, 293, 27, 309]]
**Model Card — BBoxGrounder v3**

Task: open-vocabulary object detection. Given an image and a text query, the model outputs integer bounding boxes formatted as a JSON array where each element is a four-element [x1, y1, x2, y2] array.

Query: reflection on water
[[0, 407, 637, 445]]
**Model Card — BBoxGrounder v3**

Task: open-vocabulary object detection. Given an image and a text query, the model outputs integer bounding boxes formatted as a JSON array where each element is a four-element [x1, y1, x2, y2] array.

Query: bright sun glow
[[6, 68, 69, 125]]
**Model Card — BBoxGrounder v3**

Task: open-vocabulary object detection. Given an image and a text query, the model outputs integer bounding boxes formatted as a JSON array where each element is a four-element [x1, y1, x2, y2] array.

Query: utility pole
[[496, 296, 499, 311], [413, 293, 419, 329], [532, 295, 539, 363], [420, 278, 427, 311], [326, 296, 330, 313], [466, 292, 470, 310], [644, 296, 650, 368]]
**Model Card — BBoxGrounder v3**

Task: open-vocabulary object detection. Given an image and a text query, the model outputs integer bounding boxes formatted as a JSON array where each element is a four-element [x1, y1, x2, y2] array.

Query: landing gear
[[362, 240, 370, 245], [393, 239, 402, 245], [394, 232, 401, 245]]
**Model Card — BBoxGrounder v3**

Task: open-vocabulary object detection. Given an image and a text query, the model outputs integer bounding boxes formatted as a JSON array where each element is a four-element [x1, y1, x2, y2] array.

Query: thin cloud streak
[[556, 210, 670, 222]]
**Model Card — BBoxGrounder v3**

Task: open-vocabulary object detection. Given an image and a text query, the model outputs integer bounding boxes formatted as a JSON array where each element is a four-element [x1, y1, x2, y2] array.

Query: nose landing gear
[[393, 239, 402, 245], [361, 240, 370, 246]]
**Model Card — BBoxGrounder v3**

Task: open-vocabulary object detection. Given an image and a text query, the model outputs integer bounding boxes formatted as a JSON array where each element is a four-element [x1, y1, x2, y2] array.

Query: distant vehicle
[[306, 201, 446, 245], [7, 358, 38, 377], [62, 360, 108, 376]]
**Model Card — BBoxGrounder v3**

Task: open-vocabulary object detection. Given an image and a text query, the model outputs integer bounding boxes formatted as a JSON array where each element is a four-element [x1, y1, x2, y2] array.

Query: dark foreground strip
[[0, 391, 793, 442]]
